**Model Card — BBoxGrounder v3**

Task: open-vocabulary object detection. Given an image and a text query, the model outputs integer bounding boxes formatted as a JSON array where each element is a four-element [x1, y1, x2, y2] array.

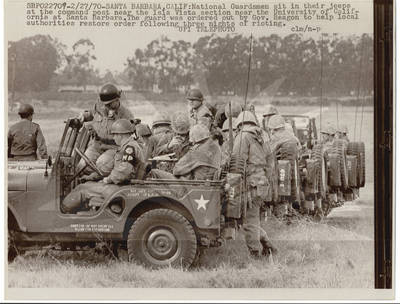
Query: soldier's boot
[[301, 200, 314, 215], [61, 191, 84, 214], [337, 191, 345, 205], [273, 202, 288, 220], [249, 249, 263, 259], [261, 239, 278, 256], [313, 198, 324, 222], [328, 193, 339, 207]]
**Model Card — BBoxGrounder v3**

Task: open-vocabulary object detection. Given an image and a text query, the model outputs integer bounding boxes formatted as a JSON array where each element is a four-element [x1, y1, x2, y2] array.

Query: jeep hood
[[8, 161, 50, 191]]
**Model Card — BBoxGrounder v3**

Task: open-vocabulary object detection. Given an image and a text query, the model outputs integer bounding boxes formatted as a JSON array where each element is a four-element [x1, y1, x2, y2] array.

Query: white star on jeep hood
[[194, 195, 209, 210]]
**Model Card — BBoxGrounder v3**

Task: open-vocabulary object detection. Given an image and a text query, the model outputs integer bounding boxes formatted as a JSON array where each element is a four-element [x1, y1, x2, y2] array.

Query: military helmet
[[135, 123, 152, 137], [99, 83, 121, 104], [189, 124, 210, 144], [171, 111, 190, 135], [233, 111, 258, 129], [268, 114, 286, 130], [321, 125, 336, 136], [224, 101, 242, 118], [337, 124, 348, 134], [222, 119, 236, 132], [18, 104, 34, 115], [263, 104, 278, 117], [152, 113, 171, 128], [186, 88, 203, 101], [111, 119, 134, 134]]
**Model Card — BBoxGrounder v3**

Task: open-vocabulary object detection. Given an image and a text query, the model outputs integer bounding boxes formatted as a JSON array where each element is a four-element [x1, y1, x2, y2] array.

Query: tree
[[126, 36, 194, 92], [8, 35, 62, 92], [61, 38, 98, 90]]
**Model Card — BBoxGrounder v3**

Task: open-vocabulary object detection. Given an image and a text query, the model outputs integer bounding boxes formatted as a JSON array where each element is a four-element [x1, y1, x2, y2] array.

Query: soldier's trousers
[[243, 199, 269, 255], [61, 182, 119, 213], [78, 141, 116, 174]]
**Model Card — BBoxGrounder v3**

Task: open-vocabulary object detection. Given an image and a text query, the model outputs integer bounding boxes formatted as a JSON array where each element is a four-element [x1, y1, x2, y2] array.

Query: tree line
[[8, 33, 373, 97]]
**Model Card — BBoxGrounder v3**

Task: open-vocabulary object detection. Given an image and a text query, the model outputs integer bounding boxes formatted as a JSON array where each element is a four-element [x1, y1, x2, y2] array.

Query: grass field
[[7, 100, 375, 289]]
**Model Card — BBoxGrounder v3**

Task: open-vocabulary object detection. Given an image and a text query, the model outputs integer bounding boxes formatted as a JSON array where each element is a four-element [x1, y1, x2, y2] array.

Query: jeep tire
[[333, 139, 349, 189], [8, 230, 17, 263], [127, 209, 197, 268]]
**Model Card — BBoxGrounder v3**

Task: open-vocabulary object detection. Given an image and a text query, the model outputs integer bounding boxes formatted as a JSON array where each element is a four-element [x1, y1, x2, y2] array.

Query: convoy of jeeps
[[8, 114, 366, 268]]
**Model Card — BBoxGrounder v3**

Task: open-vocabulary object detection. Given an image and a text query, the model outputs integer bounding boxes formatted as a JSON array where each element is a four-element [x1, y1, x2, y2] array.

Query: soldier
[[145, 113, 174, 160], [232, 111, 276, 258], [268, 115, 300, 154], [8, 104, 48, 161], [135, 123, 152, 154], [213, 100, 242, 129], [187, 88, 213, 127], [268, 115, 301, 217], [320, 125, 344, 207], [157, 111, 192, 160], [320, 125, 336, 150], [77, 83, 133, 171], [151, 124, 221, 180], [62, 119, 144, 214], [336, 124, 350, 142], [261, 104, 278, 133]]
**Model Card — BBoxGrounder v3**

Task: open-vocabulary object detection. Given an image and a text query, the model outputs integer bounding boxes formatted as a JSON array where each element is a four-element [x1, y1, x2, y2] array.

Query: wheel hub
[[146, 228, 178, 260]]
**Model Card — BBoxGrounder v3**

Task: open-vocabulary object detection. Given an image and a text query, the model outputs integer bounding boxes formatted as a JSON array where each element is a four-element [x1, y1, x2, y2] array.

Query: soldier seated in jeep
[[150, 124, 221, 181], [61, 119, 145, 214]]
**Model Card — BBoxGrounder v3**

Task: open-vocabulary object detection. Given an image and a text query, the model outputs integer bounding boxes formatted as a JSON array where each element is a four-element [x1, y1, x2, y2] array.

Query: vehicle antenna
[[238, 34, 253, 154], [353, 35, 365, 141], [319, 33, 324, 134], [359, 85, 367, 141], [359, 35, 369, 141], [336, 100, 339, 129], [228, 101, 233, 153]]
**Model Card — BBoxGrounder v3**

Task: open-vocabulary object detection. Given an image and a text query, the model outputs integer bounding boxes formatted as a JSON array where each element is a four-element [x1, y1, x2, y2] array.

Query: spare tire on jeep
[[127, 208, 198, 268], [348, 141, 366, 187], [333, 139, 349, 189]]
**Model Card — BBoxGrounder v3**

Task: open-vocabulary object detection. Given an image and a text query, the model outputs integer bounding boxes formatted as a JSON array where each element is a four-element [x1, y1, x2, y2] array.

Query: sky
[[5, 0, 373, 74]]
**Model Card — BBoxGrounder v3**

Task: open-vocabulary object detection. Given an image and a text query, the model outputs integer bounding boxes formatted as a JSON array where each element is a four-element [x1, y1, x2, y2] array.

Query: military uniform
[[232, 124, 274, 256], [189, 104, 213, 127], [62, 136, 144, 213], [79, 101, 133, 169], [157, 135, 191, 160], [269, 128, 300, 155], [145, 128, 174, 160], [8, 119, 48, 160], [151, 138, 221, 180]]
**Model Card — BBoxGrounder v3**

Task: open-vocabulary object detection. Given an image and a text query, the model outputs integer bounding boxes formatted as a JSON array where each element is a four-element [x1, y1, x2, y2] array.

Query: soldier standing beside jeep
[[8, 104, 48, 161], [187, 88, 213, 127], [62, 119, 144, 214], [77, 83, 133, 172], [232, 111, 276, 258]]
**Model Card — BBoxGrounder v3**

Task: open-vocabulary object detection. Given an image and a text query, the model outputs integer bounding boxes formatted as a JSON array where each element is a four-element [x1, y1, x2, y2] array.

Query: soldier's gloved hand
[[101, 177, 112, 184], [168, 137, 183, 149], [86, 124, 98, 139]]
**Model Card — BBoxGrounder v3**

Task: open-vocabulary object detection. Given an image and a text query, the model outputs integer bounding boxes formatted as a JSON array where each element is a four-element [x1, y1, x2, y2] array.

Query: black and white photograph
[[4, 0, 393, 301]]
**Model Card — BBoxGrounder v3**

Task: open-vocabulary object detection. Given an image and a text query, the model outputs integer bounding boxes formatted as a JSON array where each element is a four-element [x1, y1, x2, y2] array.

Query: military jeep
[[8, 119, 247, 268]]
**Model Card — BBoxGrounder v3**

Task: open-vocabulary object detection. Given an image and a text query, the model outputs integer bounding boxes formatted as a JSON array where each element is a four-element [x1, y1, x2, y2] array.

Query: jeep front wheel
[[8, 230, 17, 263], [127, 209, 197, 268]]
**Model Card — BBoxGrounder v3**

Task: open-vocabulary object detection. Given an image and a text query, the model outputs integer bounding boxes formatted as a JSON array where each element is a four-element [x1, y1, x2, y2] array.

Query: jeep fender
[[105, 187, 221, 233], [8, 206, 26, 232]]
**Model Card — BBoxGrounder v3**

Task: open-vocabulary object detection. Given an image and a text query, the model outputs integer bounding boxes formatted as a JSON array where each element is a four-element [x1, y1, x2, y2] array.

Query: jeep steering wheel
[[74, 147, 104, 177]]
